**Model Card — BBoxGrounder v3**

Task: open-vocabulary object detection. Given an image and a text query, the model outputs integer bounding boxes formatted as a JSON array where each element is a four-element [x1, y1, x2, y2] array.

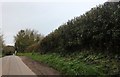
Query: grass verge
[[18, 51, 120, 75], [17, 52, 112, 75]]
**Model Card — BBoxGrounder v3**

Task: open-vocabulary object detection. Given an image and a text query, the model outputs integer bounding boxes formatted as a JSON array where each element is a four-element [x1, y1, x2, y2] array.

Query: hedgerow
[[40, 2, 120, 54]]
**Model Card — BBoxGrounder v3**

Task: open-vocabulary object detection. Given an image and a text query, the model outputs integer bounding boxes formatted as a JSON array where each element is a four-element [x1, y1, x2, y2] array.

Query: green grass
[[17, 51, 120, 75], [18, 52, 105, 75]]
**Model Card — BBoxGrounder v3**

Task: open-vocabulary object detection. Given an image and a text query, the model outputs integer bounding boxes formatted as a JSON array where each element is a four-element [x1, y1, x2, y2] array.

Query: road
[[0, 55, 36, 76]]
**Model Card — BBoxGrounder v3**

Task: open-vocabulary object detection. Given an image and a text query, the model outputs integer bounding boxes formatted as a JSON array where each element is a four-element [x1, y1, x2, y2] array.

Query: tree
[[3, 45, 15, 55], [0, 35, 4, 56], [14, 29, 44, 52], [0, 35, 4, 46]]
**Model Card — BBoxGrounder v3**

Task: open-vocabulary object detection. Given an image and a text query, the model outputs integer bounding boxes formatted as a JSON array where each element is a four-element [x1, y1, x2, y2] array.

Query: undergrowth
[[18, 51, 120, 75]]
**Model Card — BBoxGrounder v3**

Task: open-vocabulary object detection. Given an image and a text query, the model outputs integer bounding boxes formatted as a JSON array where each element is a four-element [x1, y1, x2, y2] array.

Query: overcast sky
[[1, 0, 108, 45]]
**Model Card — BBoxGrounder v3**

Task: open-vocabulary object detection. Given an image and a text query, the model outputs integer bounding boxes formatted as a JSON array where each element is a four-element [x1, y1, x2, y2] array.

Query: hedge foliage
[[40, 2, 120, 54]]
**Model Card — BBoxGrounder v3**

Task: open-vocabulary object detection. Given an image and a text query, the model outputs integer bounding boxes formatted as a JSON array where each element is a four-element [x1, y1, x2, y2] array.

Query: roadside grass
[[17, 53, 97, 75], [17, 51, 120, 75]]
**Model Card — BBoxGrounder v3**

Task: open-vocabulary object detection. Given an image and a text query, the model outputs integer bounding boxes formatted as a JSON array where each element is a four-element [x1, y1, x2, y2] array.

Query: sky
[[1, 0, 108, 46]]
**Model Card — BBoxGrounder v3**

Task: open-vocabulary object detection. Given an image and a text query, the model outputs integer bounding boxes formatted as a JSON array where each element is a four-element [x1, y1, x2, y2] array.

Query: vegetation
[[0, 35, 4, 46], [15, 2, 120, 75], [0, 35, 4, 57], [18, 52, 120, 75], [3, 46, 15, 55], [14, 29, 44, 52], [40, 2, 120, 54]]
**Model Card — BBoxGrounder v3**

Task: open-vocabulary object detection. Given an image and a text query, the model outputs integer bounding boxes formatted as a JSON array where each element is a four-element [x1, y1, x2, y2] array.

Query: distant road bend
[[0, 55, 36, 76]]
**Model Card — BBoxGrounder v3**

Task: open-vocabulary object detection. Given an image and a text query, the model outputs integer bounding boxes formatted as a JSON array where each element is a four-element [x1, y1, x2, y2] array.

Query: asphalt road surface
[[0, 55, 36, 76]]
